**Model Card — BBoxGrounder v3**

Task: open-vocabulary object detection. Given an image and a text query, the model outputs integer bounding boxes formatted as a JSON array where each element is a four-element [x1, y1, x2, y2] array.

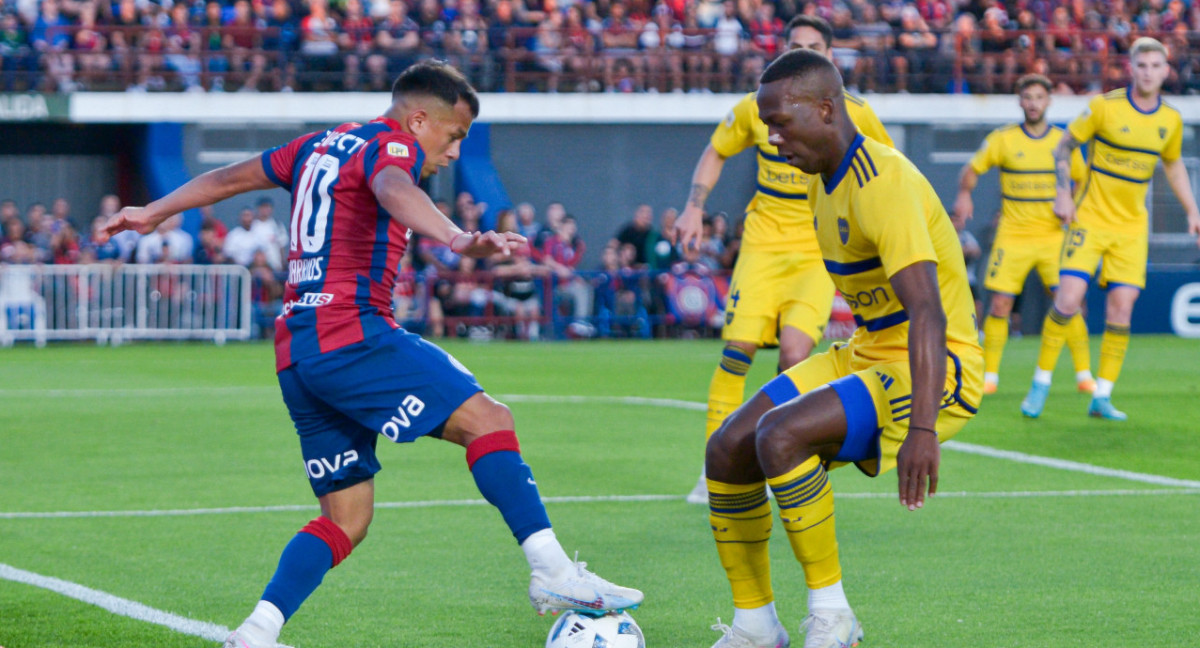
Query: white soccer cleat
[[687, 473, 709, 504], [529, 559, 644, 616], [222, 629, 294, 648], [710, 618, 791, 648], [799, 610, 863, 648]]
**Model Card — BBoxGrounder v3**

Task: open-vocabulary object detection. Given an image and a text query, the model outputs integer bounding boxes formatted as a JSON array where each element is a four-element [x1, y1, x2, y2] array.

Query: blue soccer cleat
[[1088, 396, 1128, 421], [1020, 382, 1050, 418]]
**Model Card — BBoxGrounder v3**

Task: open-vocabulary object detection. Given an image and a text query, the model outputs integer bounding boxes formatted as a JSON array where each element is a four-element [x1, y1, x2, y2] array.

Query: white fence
[[0, 264, 252, 346]]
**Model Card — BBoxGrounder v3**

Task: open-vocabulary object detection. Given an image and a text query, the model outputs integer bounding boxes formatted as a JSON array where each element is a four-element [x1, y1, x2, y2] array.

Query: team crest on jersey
[[723, 110, 735, 127], [838, 218, 850, 244], [386, 142, 410, 158], [1159, 127, 1167, 139]]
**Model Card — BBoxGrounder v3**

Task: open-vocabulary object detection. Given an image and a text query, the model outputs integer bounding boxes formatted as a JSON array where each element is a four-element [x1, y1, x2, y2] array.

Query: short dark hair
[[784, 15, 833, 49], [1015, 73, 1052, 94], [760, 48, 838, 87], [392, 60, 480, 118]]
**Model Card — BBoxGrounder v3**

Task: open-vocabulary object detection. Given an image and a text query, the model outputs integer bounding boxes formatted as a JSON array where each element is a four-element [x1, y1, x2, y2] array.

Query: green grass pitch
[[1, 337, 1198, 647]]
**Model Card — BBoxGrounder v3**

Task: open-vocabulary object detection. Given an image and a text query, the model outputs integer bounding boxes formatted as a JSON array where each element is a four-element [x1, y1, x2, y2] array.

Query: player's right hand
[[96, 206, 160, 243], [675, 205, 704, 252], [451, 230, 526, 259], [1053, 192, 1076, 226]]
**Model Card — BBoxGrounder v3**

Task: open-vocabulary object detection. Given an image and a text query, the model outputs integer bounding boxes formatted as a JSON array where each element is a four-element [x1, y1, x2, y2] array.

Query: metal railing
[[0, 264, 252, 346]]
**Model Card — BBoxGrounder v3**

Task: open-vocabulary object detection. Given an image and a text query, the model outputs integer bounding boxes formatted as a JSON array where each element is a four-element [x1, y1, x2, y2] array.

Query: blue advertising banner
[[1085, 265, 1200, 337]]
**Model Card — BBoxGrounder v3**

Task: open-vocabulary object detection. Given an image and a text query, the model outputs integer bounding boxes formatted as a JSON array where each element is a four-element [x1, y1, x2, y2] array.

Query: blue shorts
[[278, 328, 484, 497]]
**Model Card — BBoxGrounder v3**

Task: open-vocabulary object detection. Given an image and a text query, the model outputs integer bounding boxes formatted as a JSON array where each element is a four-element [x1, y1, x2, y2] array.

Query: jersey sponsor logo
[[843, 286, 891, 309], [317, 129, 369, 154], [1100, 152, 1153, 173], [282, 292, 334, 315], [305, 450, 359, 479], [838, 218, 850, 244], [386, 141, 410, 158], [380, 395, 427, 441], [764, 168, 807, 186], [288, 256, 325, 284]]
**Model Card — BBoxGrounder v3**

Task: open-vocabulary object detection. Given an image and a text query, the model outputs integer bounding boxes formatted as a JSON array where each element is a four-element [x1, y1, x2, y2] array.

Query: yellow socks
[[982, 315, 1008, 387], [708, 479, 774, 608], [1036, 307, 1072, 374], [706, 345, 753, 438], [1065, 313, 1092, 377], [767, 456, 841, 589], [1098, 322, 1130, 392]]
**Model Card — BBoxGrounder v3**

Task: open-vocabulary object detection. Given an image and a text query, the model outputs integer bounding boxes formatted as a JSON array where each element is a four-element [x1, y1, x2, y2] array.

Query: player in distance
[[676, 14, 893, 506], [1020, 37, 1200, 421], [953, 73, 1095, 396], [704, 50, 981, 648], [99, 61, 642, 648]]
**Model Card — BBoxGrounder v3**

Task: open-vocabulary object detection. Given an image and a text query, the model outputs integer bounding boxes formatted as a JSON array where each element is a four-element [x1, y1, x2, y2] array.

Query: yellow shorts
[[983, 229, 1065, 295], [761, 342, 982, 477], [722, 249, 834, 347], [1059, 223, 1147, 289]]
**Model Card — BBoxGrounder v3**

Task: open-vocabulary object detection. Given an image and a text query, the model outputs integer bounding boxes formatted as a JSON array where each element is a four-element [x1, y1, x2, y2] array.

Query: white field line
[[942, 441, 1200, 489], [0, 563, 229, 642]]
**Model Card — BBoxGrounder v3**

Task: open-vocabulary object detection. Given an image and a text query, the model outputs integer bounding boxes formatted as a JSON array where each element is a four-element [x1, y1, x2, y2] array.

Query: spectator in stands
[[223, 0, 267, 92], [602, 1, 646, 92], [252, 197, 286, 270], [979, 7, 1017, 93], [415, 0, 449, 57], [563, 4, 599, 92], [49, 220, 80, 264], [263, 0, 299, 91], [375, 0, 421, 90], [26, 205, 52, 262], [614, 203, 656, 268], [194, 218, 228, 264], [84, 216, 123, 263], [166, 2, 205, 92], [0, 199, 18, 227], [542, 213, 590, 320], [136, 214, 194, 264], [0, 215, 29, 262], [516, 201, 542, 243], [249, 248, 283, 337], [73, 2, 111, 90], [299, 0, 342, 90], [711, 0, 745, 92], [854, 3, 892, 92], [743, 1, 782, 87], [532, 9, 566, 92], [223, 207, 260, 266], [47, 198, 71, 232], [829, 5, 861, 90], [1044, 5, 1081, 84], [646, 206, 681, 270], [454, 191, 484, 232], [489, 208, 546, 340], [892, 5, 938, 93], [340, 0, 375, 91], [0, 13, 34, 91], [31, 0, 73, 92], [447, 0, 491, 90]]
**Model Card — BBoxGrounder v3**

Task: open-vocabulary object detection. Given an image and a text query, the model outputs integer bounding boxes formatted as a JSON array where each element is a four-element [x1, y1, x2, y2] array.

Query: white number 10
[[291, 152, 340, 253]]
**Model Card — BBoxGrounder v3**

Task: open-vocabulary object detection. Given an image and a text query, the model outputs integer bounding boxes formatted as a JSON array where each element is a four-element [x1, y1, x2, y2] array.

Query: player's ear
[[406, 109, 429, 136]]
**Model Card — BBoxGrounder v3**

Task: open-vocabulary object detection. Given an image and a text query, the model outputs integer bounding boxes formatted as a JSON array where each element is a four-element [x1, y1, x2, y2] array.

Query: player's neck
[[821, 123, 860, 181], [1129, 85, 1161, 112], [1022, 120, 1049, 137]]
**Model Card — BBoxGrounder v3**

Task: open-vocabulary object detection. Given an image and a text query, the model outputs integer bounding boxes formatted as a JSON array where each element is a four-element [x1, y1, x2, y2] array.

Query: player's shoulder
[[1101, 88, 1126, 102], [842, 90, 867, 107], [1160, 99, 1182, 120], [732, 92, 759, 117], [989, 123, 1021, 139]]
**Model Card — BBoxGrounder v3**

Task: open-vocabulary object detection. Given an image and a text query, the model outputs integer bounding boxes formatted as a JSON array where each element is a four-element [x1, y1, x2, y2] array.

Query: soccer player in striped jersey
[[953, 74, 1094, 396], [1021, 38, 1200, 421], [99, 61, 641, 648], [704, 50, 981, 648], [677, 14, 894, 506]]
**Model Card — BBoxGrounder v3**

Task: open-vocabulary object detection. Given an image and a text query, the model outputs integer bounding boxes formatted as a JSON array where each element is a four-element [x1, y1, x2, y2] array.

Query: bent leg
[[707, 340, 759, 439]]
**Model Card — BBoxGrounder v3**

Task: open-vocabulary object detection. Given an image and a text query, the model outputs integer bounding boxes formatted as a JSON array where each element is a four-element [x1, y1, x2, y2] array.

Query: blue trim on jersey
[[1001, 194, 1054, 202], [1105, 281, 1141, 292], [830, 374, 880, 463], [755, 183, 807, 200], [1093, 134, 1160, 157], [261, 149, 290, 189], [1019, 124, 1053, 140], [757, 147, 787, 163], [1089, 165, 1151, 184], [854, 309, 909, 332], [859, 146, 878, 177], [824, 256, 882, 275], [762, 373, 801, 406], [1060, 269, 1093, 283], [1000, 167, 1056, 174], [825, 133, 866, 194], [1125, 86, 1161, 115]]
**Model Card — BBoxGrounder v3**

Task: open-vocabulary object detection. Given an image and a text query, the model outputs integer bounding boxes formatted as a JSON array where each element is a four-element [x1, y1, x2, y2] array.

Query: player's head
[[784, 15, 833, 58], [1128, 37, 1169, 97], [756, 49, 849, 175], [390, 60, 480, 178], [1015, 74, 1052, 126]]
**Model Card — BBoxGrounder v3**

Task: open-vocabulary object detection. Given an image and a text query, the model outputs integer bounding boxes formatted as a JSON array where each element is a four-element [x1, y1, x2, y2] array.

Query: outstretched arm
[[98, 157, 276, 241], [1053, 133, 1082, 226], [952, 164, 979, 230], [1161, 157, 1200, 248], [676, 144, 728, 251], [889, 260, 947, 512]]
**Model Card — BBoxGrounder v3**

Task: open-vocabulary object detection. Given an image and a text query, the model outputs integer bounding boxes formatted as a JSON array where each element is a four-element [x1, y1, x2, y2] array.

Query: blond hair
[[1129, 37, 1167, 59]]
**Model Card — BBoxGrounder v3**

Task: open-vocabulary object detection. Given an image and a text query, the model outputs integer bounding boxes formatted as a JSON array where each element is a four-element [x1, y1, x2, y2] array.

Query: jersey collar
[[371, 116, 405, 131], [1125, 86, 1161, 115], [825, 133, 866, 195], [1020, 123, 1051, 139]]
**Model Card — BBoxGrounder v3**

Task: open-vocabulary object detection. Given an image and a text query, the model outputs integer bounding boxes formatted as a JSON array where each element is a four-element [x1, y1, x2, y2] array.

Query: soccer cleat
[[222, 630, 294, 648], [710, 618, 790, 648], [982, 380, 998, 395], [799, 609, 863, 648], [1077, 378, 1097, 394], [687, 473, 709, 504], [1088, 396, 1127, 421], [1020, 382, 1050, 418], [529, 558, 644, 616]]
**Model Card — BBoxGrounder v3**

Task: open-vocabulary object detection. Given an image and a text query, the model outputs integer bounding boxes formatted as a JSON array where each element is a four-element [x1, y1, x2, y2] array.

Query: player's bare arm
[[1053, 133, 1081, 225], [889, 260, 948, 511], [952, 164, 979, 229], [98, 157, 276, 242], [370, 165, 524, 258], [1160, 157, 1200, 248], [677, 144, 728, 251]]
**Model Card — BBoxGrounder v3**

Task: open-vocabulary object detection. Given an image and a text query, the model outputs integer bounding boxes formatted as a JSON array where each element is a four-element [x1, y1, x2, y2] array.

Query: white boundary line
[[0, 563, 229, 642]]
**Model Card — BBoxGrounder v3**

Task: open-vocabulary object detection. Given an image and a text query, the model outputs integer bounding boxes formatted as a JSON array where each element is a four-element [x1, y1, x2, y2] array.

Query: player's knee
[[755, 407, 805, 472], [989, 295, 1014, 318], [706, 409, 759, 480]]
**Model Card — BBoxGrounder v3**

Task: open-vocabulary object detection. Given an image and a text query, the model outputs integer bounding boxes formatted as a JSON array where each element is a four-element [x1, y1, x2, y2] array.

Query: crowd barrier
[[0, 263, 252, 346]]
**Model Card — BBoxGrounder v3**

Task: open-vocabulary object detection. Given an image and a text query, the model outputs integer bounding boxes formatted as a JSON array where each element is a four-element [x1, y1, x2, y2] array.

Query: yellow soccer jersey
[[810, 135, 980, 364], [710, 91, 894, 254], [969, 123, 1068, 238], [1070, 87, 1183, 234]]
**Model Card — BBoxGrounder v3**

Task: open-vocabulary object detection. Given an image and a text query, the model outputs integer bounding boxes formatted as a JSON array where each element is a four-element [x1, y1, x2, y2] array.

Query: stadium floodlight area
[[0, 264, 252, 346]]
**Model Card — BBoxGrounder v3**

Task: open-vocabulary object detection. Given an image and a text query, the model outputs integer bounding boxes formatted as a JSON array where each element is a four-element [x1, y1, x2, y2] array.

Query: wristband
[[909, 426, 938, 438]]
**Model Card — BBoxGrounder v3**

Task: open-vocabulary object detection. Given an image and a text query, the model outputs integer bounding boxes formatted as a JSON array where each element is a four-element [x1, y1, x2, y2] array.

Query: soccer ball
[[545, 611, 645, 648]]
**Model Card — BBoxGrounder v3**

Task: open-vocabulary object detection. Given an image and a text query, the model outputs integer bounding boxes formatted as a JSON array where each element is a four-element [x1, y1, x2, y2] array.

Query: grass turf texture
[[1, 337, 1197, 647]]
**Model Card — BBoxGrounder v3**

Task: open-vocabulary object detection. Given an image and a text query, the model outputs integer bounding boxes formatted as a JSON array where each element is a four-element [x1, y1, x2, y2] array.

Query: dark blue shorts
[[278, 328, 484, 497]]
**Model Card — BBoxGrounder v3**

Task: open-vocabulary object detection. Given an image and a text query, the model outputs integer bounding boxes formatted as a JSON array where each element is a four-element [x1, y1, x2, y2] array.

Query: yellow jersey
[[710, 90, 894, 254], [968, 123, 1068, 238], [1070, 87, 1184, 234], [810, 134, 980, 365]]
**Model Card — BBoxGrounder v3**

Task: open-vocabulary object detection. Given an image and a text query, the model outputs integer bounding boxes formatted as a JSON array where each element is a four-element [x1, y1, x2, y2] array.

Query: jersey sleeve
[[856, 173, 938, 278], [848, 98, 894, 148], [363, 132, 425, 188], [261, 132, 319, 191], [1067, 95, 1106, 144], [1161, 110, 1183, 162], [709, 93, 757, 158], [967, 131, 1001, 176]]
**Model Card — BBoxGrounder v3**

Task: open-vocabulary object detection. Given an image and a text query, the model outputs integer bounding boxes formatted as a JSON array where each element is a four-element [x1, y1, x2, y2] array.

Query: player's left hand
[[897, 426, 939, 511], [95, 206, 161, 243], [451, 231, 527, 259], [1188, 213, 1200, 249]]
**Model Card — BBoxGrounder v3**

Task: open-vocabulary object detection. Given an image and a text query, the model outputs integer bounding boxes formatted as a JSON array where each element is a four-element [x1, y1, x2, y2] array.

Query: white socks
[[1033, 368, 1054, 386], [1095, 378, 1114, 398], [732, 601, 780, 639], [1076, 370, 1095, 384], [240, 600, 284, 644], [808, 580, 850, 611], [522, 528, 573, 580]]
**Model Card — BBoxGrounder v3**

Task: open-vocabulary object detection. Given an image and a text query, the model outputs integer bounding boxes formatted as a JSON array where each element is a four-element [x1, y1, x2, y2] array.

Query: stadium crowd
[[1, 0, 1198, 94]]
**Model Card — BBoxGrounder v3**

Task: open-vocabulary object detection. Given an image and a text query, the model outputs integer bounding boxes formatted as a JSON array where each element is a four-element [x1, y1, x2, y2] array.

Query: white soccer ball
[[545, 611, 645, 648]]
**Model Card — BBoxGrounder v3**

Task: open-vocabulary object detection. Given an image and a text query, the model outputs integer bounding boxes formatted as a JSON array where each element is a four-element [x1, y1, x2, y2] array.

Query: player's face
[[757, 79, 826, 175], [1018, 84, 1049, 125], [413, 99, 474, 179], [1129, 51, 1168, 96], [786, 26, 830, 58]]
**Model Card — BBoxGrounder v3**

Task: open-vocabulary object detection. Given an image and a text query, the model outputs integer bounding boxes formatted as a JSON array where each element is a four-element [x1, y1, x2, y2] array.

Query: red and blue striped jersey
[[261, 117, 427, 371]]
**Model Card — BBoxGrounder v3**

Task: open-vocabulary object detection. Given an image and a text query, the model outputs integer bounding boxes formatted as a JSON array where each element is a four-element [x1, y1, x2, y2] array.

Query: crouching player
[[704, 50, 981, 648]]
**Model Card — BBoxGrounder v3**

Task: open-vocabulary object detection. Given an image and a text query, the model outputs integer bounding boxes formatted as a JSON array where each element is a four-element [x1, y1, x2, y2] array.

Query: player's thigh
[[1032, 231, 1068, 292], [297, 328, 484, 445], [1058, 224, 1105, 284], [1097, 233, 1147, 291], [983, 232, 1038, 296], [778, 257, 835, 349], [722, 248, 794, 347]]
